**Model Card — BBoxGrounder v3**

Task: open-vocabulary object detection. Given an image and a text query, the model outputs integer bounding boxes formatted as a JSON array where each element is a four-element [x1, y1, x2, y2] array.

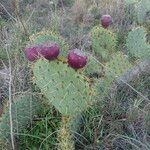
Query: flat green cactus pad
[[91, 26, 117, 61], [126, 27, 150, 59], [32, 59, 95, 116], [105, 52, 132, 78], [29, 31, 69, 57], [125, 0, 137, 5], [97, 52, 132, 99]]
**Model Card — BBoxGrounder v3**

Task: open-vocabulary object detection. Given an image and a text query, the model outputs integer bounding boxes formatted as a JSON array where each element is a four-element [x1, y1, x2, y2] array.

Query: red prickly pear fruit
[[101, 15, 112, 28], [25, 45, 42, 62], [40, 41, 60, 60], [68, 49, 87, 69]]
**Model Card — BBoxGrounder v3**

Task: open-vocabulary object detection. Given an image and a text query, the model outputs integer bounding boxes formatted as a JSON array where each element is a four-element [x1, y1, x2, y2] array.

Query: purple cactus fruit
[[25, 45, 42, 62], [101, 15, 112, 28], [68, 49, 87, 69], [40, 41, 60, 60]]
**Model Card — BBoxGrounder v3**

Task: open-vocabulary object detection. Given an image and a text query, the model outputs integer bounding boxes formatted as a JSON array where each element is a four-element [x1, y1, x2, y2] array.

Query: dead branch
[[110, 59, 150, 99], [117, 59, 150, 87]]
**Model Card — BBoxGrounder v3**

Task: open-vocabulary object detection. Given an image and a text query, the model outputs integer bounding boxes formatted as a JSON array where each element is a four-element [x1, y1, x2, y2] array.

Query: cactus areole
[[25, 45, 42, 62], [40, 41, 60, 60], [101, 15, 112, 28], [68, 49, 87, 69]]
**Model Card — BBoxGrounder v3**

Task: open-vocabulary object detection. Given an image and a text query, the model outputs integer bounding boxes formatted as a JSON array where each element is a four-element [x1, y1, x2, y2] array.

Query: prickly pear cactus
[[137, 0, 150, 24], [0, 94, 46, 147], [126, 27, 150, 59], [32, 58, 96, 116], [125, 0, 137, 5], [58, 117, 75, 150], [91, 26, 117, 61], [125, 0, 150, 24], [29, 31, 69, 57], [105, 52, 132, 78], [98, 52, 132, 98]]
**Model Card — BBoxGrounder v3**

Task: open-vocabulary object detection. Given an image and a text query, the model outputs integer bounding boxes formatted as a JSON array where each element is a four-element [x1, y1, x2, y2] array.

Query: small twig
[[5, 43, 15, 149], [0, 2, 17, 22], [26, 8, 36, 23], [39, 130, 59, 150], [12, 0, 29, 37], [60, 0, 66, 14], [110, 59, 150, 101], [116, 59, 150, 87], [0, 69, 9, 76]]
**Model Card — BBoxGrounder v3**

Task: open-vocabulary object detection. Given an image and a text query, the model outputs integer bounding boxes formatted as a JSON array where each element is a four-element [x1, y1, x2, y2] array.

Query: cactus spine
[[29, 28, 135, 149]]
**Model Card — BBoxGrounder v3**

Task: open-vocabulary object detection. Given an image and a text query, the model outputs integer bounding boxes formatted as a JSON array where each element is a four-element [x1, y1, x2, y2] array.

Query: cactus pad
[[126, 27, 150, 59], [137, 0, 150, 23], [105, 52, 132, 78], [58, 117, 75, 150], [32, 58, 96, 116], [91, 26, 117, 61], [97, 52, 132, 99], [29, 31, 69, 57]]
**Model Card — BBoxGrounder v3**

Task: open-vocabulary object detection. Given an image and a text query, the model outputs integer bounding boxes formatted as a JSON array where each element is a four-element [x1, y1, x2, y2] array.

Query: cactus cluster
[[27, 31, 96, 149], [1, 12, 149, 149], [28, 25, 146, 149]]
